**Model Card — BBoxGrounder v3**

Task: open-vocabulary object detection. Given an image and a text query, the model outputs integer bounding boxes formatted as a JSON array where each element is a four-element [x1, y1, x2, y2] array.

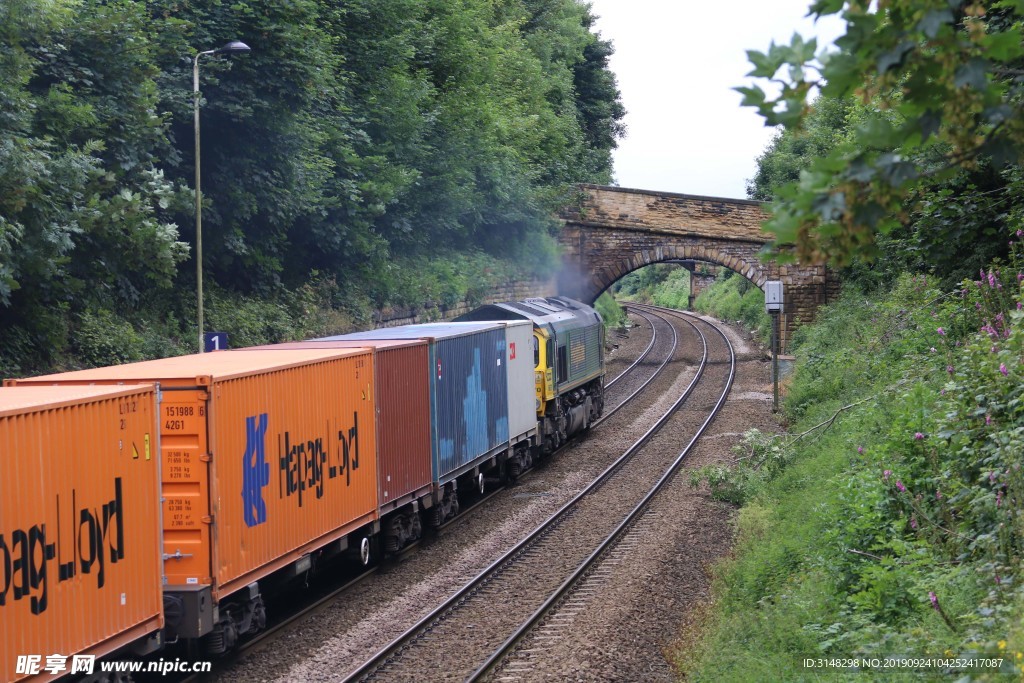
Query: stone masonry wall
[[687, 265, 719, 304], [558, 185, 838, 352]]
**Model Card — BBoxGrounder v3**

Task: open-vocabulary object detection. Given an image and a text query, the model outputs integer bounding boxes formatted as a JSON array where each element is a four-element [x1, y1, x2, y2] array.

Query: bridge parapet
[[561, 184, 769, 241]]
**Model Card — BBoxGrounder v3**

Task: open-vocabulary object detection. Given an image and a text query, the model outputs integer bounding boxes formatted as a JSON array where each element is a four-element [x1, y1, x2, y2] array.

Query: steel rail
[[342, 309, 708, 683], [183, 308, 681, 682], [590, 308, 677, 427], [468, 306, 736, 681], [604, 308, 658, 388]]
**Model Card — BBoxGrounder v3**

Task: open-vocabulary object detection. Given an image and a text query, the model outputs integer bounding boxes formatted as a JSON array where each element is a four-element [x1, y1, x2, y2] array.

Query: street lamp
[[194, 40, 250, 353]]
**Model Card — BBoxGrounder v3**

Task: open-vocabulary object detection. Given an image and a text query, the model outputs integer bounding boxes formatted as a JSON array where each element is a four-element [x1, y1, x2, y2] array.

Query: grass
[[680, 270, 1024, 681]]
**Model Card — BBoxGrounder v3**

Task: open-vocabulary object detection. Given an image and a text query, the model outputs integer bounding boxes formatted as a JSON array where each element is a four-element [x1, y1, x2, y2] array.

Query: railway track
[[186, 306, 673, 682], [593, 308, 675, 424], [339, 308, 734, 683], [604, 309, 658, 389], [470, 306, 735, 681]]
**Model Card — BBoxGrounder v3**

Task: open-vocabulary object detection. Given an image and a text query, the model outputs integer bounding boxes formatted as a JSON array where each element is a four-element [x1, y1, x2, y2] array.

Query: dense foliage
[[0, 0, 623, 375], [684, 261, 1024, 680], [691, 271, 771, 341], [740, 0, 1024, 273]]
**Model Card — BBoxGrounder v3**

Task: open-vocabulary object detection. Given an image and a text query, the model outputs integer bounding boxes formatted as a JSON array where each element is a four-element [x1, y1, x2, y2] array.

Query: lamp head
[[215, 40, 251, 55]]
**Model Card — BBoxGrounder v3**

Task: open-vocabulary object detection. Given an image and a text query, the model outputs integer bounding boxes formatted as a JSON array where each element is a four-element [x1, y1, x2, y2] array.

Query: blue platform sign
[[204, 332, 229, 352]]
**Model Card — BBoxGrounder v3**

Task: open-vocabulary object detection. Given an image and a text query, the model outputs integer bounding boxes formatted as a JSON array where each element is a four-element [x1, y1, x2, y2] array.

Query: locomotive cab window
[[533, 336, 539, 368], [557, 345, 568, 383]]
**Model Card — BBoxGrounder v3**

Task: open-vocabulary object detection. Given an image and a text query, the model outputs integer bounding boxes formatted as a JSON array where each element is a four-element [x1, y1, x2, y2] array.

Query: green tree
[[0, 0, 187, 371], [739, 0, 1024, 267]]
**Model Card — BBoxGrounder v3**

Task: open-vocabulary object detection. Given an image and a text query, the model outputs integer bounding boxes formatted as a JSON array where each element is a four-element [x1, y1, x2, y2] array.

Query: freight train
[[0, 296, 604, 681]]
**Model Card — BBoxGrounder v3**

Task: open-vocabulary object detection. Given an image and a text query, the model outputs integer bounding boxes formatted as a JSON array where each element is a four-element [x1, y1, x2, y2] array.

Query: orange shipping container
[[242, 340, 433, 515], [7, 349, 378, 613], [0, 385, 163, 683]]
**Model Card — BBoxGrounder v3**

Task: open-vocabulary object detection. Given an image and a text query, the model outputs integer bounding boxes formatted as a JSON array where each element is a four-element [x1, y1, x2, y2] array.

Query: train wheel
[[478, 472, 486, 495], [359, 536, 372, 566]]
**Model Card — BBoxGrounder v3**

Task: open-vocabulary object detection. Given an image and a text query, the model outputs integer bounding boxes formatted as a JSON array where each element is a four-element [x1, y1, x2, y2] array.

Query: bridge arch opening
[[591, 244, 769, 302], [596, 253, 769, 318]]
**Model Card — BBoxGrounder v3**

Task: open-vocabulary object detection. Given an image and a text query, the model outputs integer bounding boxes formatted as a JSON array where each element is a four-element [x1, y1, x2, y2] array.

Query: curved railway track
[[604, 309, 658, 388], [339, 308, 734, 683], [469, 306, 735, 681], [592, 308, 675, 425], [186, 306, 674, 683]]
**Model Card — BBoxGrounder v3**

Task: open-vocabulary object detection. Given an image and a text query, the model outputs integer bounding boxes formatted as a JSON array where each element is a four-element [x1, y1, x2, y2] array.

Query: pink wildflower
[[929, 591, 939, 609], [930, 347, 936, 353], [986, 415, 992, 425], [896, 480, 906, 493], [857, 446, 864, 454], [914, 432, 925, 440], [1000, 363, 1008, 376], [947, 365, 954, 374], [911, 516, 918, 530], [883, 470, 892, 482], [937, 327, 946, 336]]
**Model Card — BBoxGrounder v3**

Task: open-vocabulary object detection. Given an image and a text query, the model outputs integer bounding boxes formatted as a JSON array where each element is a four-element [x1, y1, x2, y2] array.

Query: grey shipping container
[[319, 323, 510, 483], [486, 320, 536, 445]]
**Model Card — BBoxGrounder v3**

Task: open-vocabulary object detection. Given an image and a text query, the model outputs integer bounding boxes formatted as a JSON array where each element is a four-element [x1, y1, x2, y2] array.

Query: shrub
[[72, 310, 145, 367], [594, 291, 626, 328], [651, 267, 691, 310], [694, 272, 771, 341], [683, 245, 1024, 679]]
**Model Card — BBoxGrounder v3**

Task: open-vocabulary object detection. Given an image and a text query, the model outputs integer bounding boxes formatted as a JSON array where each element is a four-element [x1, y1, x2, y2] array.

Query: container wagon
[[241, 339, 432, 553], [319, 321, 533, 524], [456, 296, 605, 452], [6, 348, 377, 654], [0, 385, 163, 682]]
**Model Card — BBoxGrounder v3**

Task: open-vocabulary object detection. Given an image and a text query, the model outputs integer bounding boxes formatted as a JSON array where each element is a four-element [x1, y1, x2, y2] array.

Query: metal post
[[192, 42, 249, 353], [194, 53, 204, 353], [771, 311, 779, 412]]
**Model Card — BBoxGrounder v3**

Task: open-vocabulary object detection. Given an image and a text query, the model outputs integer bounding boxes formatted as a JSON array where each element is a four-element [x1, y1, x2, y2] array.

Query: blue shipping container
[[319, 323, 510, 482]]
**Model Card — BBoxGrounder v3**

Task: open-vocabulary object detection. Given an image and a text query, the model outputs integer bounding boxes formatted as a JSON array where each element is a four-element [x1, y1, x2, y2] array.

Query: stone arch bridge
[[557, 184, 840, 351]]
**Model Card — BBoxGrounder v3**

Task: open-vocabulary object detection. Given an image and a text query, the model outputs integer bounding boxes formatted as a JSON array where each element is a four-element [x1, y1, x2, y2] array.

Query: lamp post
[[194, 40, 250, 353]]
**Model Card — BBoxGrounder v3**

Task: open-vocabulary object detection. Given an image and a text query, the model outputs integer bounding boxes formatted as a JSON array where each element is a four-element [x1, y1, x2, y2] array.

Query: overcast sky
[[586, 0, 845, 199]]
